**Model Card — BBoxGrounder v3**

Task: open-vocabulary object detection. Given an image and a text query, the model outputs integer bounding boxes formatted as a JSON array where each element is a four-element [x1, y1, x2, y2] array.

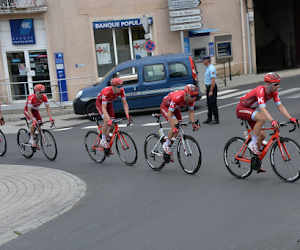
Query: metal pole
[[180, 31, 185, 53], [245, 0, 253, 74], [224, 62, 226, 86], [229, 58, 232, 80]]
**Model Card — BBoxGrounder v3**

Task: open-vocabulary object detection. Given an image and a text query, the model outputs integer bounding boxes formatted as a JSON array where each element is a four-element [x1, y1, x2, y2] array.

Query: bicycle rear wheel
[[0, 130, 7, 156], [17, 128, 33, 159], [116, 131, 138, 166], [270, 137, 300, 183], [84, 130, 106, 163], [41, 130, 57, 161], [177, 135, 201, 175], [144, 133, 165, 171], [224, 137, 252, 179]]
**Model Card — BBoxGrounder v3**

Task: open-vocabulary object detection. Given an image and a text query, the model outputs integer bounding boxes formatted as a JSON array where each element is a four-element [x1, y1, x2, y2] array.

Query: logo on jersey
[[258, 97, 264, 104]]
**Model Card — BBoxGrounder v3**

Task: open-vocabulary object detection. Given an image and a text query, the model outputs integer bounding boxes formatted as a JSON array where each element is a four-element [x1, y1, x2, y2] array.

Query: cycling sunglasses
[[37, 91, 45, 94], [189, 95, 196, 98], [273, 83, 280, 86], [115, 85, 122, 88]]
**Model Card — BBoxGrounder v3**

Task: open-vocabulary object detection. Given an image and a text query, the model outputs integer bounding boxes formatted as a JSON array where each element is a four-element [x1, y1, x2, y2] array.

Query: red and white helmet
[[264, 73, 281, 83], [34, 84, 45, 92], [111, 78, 123, 86], [184, 84, 198, 96]]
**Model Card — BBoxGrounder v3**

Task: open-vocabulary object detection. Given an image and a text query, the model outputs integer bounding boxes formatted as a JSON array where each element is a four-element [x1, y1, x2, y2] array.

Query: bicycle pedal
[[104, 148, 110, 157], [251, 155, 261, 171]]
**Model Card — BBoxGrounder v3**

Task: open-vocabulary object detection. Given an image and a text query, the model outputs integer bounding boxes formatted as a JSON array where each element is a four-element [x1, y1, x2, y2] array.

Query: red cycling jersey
[[25, 93, 49, 110], [97, 86, 126, 104], [163, 90, 195, 111], [240, 85, 281, 108]]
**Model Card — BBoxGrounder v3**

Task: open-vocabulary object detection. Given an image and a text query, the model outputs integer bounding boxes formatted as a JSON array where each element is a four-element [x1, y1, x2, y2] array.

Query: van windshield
[[95, 66, 116, 86]]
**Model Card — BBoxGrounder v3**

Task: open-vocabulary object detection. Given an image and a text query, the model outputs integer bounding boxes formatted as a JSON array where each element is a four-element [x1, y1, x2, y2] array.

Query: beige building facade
[[0, 0, 255, 104]]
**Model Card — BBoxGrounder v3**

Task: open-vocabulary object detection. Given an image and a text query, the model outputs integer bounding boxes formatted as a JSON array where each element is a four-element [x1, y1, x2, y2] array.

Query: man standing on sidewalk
[[202, 55, 219, 124]]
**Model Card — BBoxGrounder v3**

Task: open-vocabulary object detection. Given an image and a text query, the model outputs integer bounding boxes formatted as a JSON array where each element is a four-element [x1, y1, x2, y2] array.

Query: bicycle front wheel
[[116, 131, 138, 166], [0, 130, 7, 156], [270, 137, 300, 183], [223, 137, 252, 179], [41, 130, 57, 161], [84, 130, 106, 163], [144, 133, 165, 171], [17, 128, 33, 159], [177, 135, 201, 175]]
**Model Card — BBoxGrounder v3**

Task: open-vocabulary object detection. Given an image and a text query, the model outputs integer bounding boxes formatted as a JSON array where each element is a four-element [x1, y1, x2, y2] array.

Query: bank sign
[[9, 19, 36, 45], [93, 18, 153, 29]]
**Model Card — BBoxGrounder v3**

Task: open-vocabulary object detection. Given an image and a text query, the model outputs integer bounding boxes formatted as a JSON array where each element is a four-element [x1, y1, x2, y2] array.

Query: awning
[[189, 29, 219, 36]]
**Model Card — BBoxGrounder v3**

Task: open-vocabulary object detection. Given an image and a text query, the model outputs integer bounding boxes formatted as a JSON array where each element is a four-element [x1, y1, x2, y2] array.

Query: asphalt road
[[1, 75, 300, 250]]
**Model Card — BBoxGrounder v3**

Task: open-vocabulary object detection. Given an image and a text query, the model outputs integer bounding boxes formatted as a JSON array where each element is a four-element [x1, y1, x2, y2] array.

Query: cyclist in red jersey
[[236, 72, 299, 160], [95, 78, 131, 152], [0, 102, 4, 125], [24, 84, 55, 147], [160, 84, 200, 156]]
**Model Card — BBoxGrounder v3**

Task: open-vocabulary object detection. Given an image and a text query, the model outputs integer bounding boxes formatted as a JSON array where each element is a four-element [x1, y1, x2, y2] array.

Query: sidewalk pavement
[[0, 68, 299, 246]]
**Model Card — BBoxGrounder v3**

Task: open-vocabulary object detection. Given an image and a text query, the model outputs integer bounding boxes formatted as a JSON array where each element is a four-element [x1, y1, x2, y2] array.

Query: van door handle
[[143, 87, 150, 90]]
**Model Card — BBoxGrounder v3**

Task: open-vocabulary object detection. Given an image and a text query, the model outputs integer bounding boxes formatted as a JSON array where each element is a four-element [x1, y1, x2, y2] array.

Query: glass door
[[29, 50, 51, 98], [6, 51, 29, 100]]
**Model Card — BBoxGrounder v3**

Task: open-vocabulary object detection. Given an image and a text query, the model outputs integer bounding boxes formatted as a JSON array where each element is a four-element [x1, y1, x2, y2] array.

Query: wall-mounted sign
[[75, 63, 86, 68], [184, 37, 191, 53], [9, 19, 36, 45], [168, 0, 201, 11], [93, 18, 153, 29], [169, 8, 201, 17], [96, 43, 112, 65], [170, 22, 203, 31], [54, 53, 68, 101], [170, 15, 202, 24], [209, 42, 214, 56]]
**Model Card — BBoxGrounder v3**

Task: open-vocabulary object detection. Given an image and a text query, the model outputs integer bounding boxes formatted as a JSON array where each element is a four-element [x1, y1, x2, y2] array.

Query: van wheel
[[86, 102, 98, 118]]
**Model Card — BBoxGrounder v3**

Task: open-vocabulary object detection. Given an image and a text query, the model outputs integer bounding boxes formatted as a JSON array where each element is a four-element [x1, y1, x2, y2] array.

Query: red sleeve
[[120, 88, 126, 99]]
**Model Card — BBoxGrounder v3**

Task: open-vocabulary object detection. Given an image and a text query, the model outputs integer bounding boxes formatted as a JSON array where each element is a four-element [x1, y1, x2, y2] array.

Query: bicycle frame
[[91, 118, 131, 152], [236, 125, 291, 164]]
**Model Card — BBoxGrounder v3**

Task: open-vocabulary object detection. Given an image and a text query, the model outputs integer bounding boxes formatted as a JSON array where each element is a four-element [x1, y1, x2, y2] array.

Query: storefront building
[[0, 0, 255, 104]]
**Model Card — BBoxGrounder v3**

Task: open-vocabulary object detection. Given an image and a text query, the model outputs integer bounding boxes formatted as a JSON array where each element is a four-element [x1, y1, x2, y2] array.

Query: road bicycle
[[144, 114, 202, 175], [223, 119, 300, 183], [0, 128, 7, 156], [84, 114, 138, 165], [17, 117, 57, 161]]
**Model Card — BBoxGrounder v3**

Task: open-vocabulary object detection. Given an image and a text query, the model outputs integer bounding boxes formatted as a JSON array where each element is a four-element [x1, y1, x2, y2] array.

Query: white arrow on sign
[[170, 22, 203, 31], [170, 15, 202, 24], [169, 8, 201, 17], [168, 0, 201, 11]]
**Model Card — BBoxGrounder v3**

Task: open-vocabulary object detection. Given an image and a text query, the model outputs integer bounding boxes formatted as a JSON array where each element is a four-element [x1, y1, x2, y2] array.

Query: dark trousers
[[206, 85, 219, 120]]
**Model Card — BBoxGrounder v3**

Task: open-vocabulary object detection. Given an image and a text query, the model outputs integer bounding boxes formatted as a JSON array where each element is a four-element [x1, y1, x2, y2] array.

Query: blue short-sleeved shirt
[[204, 64, 217, 85]]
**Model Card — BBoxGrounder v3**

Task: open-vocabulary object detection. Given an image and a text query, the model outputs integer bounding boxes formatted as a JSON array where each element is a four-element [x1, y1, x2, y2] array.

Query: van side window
[[109, 67, 138, 86], [143, 64, 166, 82], [168, 62, 188, 78]]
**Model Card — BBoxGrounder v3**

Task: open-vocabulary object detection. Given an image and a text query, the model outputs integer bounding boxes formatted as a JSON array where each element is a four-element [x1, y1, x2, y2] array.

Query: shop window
[[143, 64, 165, 82], [94, 29, 115, 77], [168, 62, 188, 78], [131, 26, 151, 58], [110, 67, 138, 86], [116, 27, 131, 64]]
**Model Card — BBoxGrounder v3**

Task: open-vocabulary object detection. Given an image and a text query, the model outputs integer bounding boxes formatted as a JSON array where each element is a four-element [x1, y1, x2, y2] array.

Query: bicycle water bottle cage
[[251, 155, 261, 171]]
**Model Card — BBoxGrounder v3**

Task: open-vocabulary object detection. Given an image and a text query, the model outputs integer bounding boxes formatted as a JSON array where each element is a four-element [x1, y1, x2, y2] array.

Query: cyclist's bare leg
[[257, 130, 266, 149], [253, 112, 266, 140]]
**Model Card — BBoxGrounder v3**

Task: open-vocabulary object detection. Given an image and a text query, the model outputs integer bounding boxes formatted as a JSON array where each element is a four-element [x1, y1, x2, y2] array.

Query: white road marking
[[218, 89, 252, 99], [53, 127, 73, 131]]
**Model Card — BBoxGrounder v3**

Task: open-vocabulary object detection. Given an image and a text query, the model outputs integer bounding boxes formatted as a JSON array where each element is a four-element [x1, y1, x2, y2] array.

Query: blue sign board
[[209, 42, 214, 57], [54, 53, 68, 101], [10, 19, 36, 45], [93, 18, 153, 29], [184, 38, 190, 53]]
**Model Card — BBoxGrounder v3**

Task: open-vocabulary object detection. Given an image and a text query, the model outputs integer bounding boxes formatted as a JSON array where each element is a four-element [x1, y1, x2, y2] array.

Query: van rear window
[[168, 63, 188, 78]]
